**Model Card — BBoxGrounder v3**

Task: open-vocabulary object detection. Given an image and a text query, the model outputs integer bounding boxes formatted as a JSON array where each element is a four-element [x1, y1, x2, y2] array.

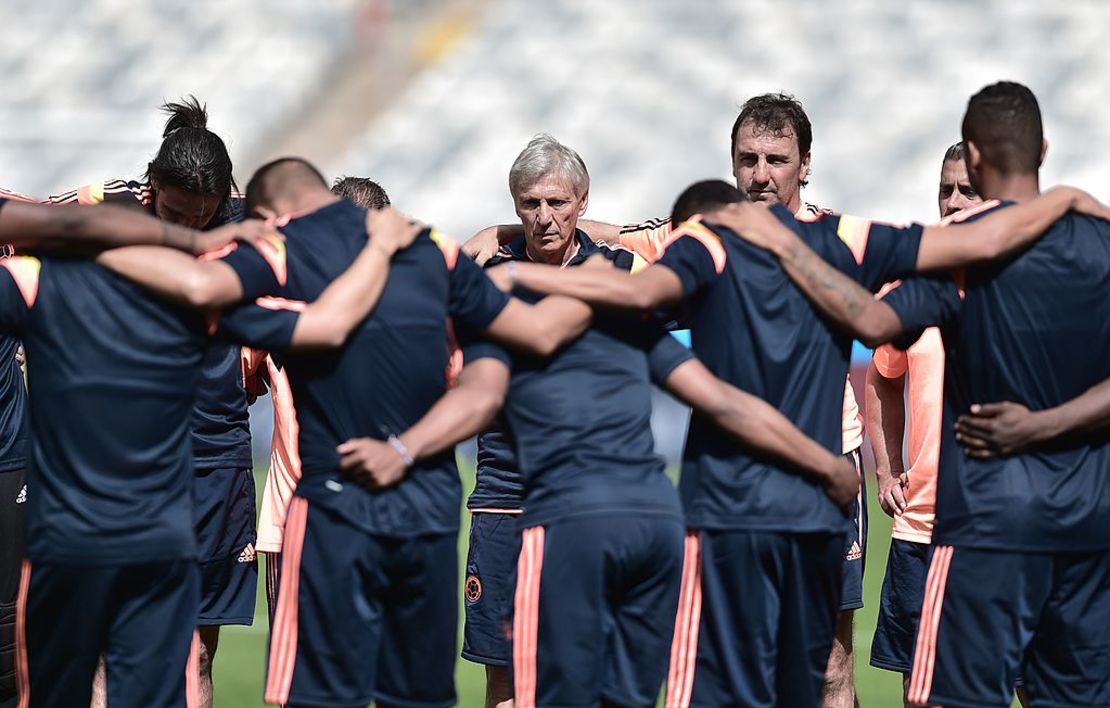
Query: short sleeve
[[0, 257, 38, 334], [655, 221, 726, 297], [616, 217, 672, 263], [646, 328, 695, 384], [217, 298, 301, 352], [880, 275, 961, 349], [217, 236, 287, 301], [825, 214, 924, 291], [447, 251, 511, 331], [461, 337, 513, 369], [871, 344, 908, 379]]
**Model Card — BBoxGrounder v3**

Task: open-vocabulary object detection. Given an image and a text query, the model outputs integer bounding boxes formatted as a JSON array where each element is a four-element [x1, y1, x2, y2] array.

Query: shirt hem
[[0, 458, 26, 473], [523, 506, 682, 528], [29, 548, 197, 566], [890, 529, 933, 544], [932, 536, 1110, 553]]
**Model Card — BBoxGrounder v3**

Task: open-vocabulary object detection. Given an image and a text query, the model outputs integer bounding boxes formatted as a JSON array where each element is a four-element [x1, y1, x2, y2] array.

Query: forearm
[[1036, 377, 1110, 440], [511, 262, 632, 304], [290, 241, 394, 348], [95, 246, 243, 308], [2, 202, 201, 254], [917, 187, 1074, 270], [865, 364, 907, 479], [711, 386, 842, 482], [777, 237, 903, 346], [485, 296, 593, 357], [398, 361, 508, 460]]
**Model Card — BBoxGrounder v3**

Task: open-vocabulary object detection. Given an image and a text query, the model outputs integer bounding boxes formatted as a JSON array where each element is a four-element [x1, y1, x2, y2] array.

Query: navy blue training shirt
[[468, 230, 642, 511], [0, 199, 274, 564], [657, 208, 923, 533], [462, 307, 690, 526], [217, 199, 511, 538], [884, 201, 1110, 552], [48, 180, 253, 468]]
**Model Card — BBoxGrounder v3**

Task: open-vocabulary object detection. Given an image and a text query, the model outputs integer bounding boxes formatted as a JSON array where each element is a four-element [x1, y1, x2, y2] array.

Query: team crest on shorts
[[465, 574, 482, 603]]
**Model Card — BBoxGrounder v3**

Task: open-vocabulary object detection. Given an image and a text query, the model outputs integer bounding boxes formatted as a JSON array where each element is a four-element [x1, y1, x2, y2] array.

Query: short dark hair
[[331, 176, 391, 209], [671, 180, 747, 225], [731, 93, 813, 175], [961, 81, 1043, 174], [943, 141, 966, 163], [145, 96, 236, 208], [244, 157, 327, 216]]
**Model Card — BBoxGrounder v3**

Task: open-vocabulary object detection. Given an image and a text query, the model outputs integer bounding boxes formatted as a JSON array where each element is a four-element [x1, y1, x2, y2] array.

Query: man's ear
[[1039, 138, 1049, 167], [965, 140, 982, 172], [798, 151, 812, 185], [577, 189, 589, 218]]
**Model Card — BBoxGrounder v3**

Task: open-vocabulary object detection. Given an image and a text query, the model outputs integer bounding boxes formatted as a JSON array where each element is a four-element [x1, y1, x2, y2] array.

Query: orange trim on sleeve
[[429, 229, 459, 270], [252, 232, 288, 286], [836, 214, 872, 265], [75, 183, 105, 206], [1, 257, 41, 308], [871, 344, 908, 379], [664, 219, 727, 274]]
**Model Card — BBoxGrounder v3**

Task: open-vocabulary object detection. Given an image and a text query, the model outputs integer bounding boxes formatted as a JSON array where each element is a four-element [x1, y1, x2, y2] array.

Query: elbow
[[531, 330, 565, 358], [857, 324, 889, 349], [181, 274, 227, 309]]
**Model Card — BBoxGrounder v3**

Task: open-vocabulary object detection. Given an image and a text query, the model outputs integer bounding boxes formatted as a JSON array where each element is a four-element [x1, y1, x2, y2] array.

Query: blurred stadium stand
[[2, 0, 1109, 465]]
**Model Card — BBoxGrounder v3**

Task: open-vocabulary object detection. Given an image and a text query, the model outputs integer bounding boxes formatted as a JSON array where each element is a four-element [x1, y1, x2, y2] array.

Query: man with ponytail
[[45, 97, 255, 708]]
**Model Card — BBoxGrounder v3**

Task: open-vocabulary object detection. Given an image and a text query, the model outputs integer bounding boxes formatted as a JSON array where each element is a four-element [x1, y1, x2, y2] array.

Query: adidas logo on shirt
[[237, 543, 256, 563], [15, 485, 26, 504]]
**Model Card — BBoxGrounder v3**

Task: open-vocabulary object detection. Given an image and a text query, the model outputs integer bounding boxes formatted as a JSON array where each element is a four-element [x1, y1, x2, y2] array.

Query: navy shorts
[[839, 448, 866, 612], [512, 514, 684, 708], [870, 538, 932, 674], [265, 498, 458, 708], [194, 466, 257, 626], [17, 558, 200, 708], [667, 529, 845, 708], [909, 545, 1110, 707], [462, 512, 521, 667]]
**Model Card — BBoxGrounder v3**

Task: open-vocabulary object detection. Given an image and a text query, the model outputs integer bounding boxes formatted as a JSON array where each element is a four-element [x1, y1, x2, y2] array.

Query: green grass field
[[211, 465, 905, 706]]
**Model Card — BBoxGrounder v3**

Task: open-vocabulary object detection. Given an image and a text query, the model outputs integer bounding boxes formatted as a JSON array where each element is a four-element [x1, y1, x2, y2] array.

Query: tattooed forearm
[[782, 240, 874, 321]]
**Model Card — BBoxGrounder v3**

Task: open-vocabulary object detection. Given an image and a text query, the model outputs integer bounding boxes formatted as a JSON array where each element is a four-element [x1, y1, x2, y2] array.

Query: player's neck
[[979, 171, 1040, 203], [273, 188, 337, 216]]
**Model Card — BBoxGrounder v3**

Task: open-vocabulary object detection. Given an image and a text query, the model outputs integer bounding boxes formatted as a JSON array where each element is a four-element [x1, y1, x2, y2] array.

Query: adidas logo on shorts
[[238, 543, 256, 563], [845, 540, 862, 562], [15, 485, 26, 504]]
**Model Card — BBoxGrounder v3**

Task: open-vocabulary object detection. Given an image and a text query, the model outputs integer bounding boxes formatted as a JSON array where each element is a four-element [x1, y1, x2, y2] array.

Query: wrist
[[369, 238, 397, 258], [387, 434, 415, 467], [1033, 408, 1064, 443]]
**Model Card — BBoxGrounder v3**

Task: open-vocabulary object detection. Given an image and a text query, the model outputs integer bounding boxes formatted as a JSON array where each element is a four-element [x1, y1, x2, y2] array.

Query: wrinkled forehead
[[515, 172, 583, 201], [735, 120, 801, 156], [939, 157, 971, 183]]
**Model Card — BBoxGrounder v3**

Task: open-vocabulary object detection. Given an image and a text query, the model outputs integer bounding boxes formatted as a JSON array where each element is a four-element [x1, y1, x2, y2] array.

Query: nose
[[536, 201, 554, 225], [752, 159, 771, 185]]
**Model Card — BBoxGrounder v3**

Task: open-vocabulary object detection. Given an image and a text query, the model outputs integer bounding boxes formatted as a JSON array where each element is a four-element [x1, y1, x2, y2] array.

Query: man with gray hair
[[461, 133, 643, 707]]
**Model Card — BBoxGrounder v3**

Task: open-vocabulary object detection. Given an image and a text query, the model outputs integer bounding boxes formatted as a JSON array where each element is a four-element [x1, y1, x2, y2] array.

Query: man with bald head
[[114, 156, 597, 707]]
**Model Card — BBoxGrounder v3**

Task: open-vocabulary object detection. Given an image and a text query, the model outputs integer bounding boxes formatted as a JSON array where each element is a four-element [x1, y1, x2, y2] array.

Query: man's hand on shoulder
[[705, 201, 795, 257], [366, 207, 424, 256], [462, 225, 503, 266], [194, 219, 278, 256]]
